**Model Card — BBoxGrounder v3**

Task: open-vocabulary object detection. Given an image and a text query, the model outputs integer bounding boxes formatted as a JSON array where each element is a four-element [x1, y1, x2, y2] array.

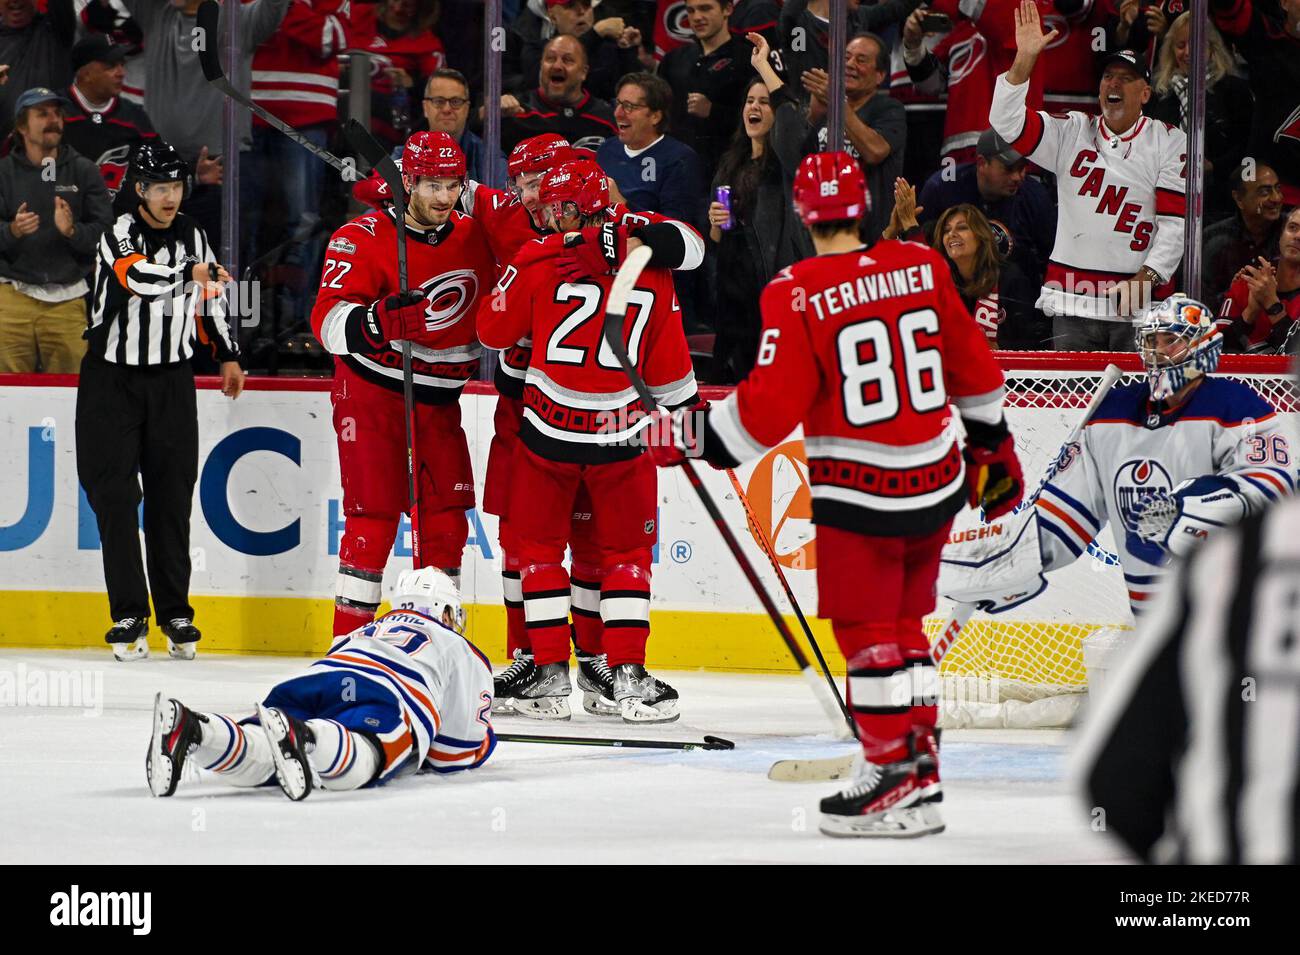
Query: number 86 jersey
[[701, 240, 1007, 536]]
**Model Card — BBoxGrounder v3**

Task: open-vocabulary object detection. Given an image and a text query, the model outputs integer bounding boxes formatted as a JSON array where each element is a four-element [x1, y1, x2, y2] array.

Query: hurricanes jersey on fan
[[476, 243, 696, 464], [989, 72, 1187, 320], [703, 240, 1007, 536], [1036, 378, 1295, 613], [313, 610, 496, 776], [310, 208, 496, 404]]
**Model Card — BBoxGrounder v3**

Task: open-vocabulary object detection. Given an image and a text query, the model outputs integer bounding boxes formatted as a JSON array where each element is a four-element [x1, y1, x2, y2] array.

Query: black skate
[[107, 617, 149, 662], [256, 704, 320, 801], [146, 693, 207, 797], [611, 663, 679, 724], [914, 730, 945, 834], [513, 661, 572, 721], [576, 650, 619, 716], [161, 617, 201, 660], [492, 650, 535, 714], [818, 753, 939, 838]]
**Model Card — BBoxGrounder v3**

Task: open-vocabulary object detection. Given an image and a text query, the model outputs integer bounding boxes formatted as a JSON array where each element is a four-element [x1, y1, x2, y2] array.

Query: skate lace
[[113, 617, 141, 631], [168, 617, 193, 630], [497, 651, 531, 682], [589, 653, 614, 685], [841, 761, 883, 800]]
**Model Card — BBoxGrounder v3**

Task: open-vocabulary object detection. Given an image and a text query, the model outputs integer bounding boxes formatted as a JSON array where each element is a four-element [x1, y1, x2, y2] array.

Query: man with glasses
[[1203, 162, 1287, 312], [423, 68, 508, 185]]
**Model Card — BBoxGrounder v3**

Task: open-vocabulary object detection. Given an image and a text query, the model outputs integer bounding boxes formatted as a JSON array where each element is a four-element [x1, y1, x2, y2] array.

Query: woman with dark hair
[[706, 35, 814, 382], [932, 204, 1046, 350]]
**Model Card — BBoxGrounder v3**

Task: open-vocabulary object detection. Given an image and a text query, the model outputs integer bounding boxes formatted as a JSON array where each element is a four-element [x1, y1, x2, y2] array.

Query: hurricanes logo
[[97, 144, 133, 195], [1114, 458, 1173, 533], [662, 2, 693, 44], [946, 32, 987, 86], [419, 270, 480, 330], [745, 440, 816, 570], [1041, 14, 1069, 49], [1275, 103, 1300, 146]]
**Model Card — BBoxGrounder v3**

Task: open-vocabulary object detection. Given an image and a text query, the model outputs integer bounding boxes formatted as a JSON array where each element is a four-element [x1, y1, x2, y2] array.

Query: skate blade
[[257, 704, 320, 801], [618, 697, 680, 724], [113, 638, 150, 662], [513, 696, 572, 721], [146, 692, 178, 797], [167, 638, 196, 661], [581, 690, 621, 717], [491, 698, 517, 715], [818, 806, 943, 839]]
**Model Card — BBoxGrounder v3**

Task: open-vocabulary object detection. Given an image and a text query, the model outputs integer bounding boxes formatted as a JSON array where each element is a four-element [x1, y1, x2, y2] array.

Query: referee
[[1074, 496, 1300, 864], [76, 140, 244, 662]]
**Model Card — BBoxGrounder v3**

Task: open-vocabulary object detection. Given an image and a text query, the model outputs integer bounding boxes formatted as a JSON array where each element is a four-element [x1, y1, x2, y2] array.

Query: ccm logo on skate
[[49, 885, 151, 935], [418, 270, 480, 332]]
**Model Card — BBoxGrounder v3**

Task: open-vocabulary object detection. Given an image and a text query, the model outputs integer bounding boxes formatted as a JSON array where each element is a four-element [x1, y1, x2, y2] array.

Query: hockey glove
[[962, 419, 1025, 521], [556, 222, 626, 282], [644, 400, 711, 468], [364, 289, 428, 349], [1130, 475, 1247, 559]]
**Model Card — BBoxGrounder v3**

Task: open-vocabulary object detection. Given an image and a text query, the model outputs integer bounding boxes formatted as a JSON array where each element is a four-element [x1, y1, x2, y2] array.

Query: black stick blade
[[196, 2, 224, 82]]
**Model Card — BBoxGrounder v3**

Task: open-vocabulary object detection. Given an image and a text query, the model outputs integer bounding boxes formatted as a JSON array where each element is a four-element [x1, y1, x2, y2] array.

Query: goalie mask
[[391, 568, 466, 634], [1134, 295, 1222, 402]]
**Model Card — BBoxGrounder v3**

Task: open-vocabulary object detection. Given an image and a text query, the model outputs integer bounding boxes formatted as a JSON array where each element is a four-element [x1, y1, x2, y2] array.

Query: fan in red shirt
[[478, 160, 699, 724], [310, 131, 496, 638], [653, 152, 1024, 837]]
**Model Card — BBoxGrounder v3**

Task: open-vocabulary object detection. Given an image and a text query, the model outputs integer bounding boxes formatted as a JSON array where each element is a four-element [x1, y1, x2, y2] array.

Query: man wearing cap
[[0, 87, 112, 372], [0, 0, 75, 140], [990, 1, 1186, 350], [62, 35, 157, 200], [917, 128, 1056, 286]]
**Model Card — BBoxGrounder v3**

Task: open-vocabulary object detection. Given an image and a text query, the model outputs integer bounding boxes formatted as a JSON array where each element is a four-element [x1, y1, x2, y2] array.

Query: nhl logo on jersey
[[1114, 458, 1173, 534]]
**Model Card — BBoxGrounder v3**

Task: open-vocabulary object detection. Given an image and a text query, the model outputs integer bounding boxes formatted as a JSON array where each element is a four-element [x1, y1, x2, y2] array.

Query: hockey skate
[[161, 618, 201, 660], [146, 693, 206, 797], [914, 731, 945, 834], [512, 661, 572, 720], [492, 650, 535, 714], [575, 650, 620, 716], [818, 752, 941, 838], [257, 703, 320, 801], [611, 663, 679, 724], [107, 618, 149, 662]]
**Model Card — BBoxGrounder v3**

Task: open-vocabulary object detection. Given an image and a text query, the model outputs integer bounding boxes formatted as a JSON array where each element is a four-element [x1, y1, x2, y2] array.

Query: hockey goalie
[[940, 296, 1296, 629]]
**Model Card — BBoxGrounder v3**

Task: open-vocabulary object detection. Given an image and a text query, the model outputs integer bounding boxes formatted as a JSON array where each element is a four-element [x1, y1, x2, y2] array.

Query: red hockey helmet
[[402, 131, 466, 180], [507, 133, 577, 179], [538, 159, 610, 220], [792, 151, 869, 225]]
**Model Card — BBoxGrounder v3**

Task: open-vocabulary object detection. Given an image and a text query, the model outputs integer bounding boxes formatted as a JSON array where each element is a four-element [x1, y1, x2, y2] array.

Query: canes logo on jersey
[[96, 143, 134, 195], [661, 2, 693, 44], [418, 269, 481, 332], [946, 32, 987, 86], [1114, 458, 1174, 533], [1276, 104, 1300, 147]]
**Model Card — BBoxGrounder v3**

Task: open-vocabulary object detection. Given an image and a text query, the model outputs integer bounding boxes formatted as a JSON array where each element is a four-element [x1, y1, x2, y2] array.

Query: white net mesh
[[927, 354, 1299, 727]]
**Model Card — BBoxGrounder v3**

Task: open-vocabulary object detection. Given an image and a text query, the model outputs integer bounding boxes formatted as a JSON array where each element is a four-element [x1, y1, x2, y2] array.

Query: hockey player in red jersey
[[311, 131, 496, 636], [653, 152, 1025, 835], [478, 160, 699, 723]]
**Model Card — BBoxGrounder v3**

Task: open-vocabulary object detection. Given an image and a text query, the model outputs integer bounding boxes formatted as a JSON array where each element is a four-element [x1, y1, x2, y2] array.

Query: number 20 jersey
[[706, 240, 1007, 536]]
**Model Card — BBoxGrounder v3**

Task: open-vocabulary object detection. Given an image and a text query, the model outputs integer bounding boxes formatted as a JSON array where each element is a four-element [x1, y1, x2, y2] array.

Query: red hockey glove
[[352, 168, 391, 210], [644, 400, 710, 468], [962, 426, 1025, 521], [556, 222, 627, 282], [363, 289, 428, 349]]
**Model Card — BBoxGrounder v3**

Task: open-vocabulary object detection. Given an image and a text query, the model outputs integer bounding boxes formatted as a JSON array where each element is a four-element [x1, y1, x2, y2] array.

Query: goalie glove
[[557, 222, 626, 282], [962, 418, 1025, 521], [1130, 475, 1248, 559]]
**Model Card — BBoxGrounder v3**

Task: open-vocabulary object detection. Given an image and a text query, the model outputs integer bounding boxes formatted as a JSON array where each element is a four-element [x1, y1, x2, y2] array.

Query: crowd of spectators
[[2, 0, 1299, 380]]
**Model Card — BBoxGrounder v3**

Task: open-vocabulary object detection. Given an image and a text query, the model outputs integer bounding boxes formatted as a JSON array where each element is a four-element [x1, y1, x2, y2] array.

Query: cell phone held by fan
[[920, 12, 953, 32]]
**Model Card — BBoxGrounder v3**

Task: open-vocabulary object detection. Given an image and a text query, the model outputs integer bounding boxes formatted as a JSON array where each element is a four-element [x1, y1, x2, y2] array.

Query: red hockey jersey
[[705, 240, 1007, 535], [311, 209, 496, 404], [477, 244, 697, 464], [251, 0, 351, 130]]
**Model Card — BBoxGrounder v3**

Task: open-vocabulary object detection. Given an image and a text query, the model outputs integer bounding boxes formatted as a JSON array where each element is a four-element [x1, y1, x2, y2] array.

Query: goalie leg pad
[[938, 510, 1047, 612]]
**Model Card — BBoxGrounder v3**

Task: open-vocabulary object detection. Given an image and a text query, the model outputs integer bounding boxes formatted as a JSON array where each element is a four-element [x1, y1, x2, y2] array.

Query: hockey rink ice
[[0, 649, 1128, 864]]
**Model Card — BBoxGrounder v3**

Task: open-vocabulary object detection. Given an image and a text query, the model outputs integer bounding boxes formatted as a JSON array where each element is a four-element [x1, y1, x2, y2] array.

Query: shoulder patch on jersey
[[327, 237, 356, 255], [344, 215, 380, 237]]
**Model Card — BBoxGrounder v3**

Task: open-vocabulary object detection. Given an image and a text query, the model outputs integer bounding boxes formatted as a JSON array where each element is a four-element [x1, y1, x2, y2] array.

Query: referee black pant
[[75, 354, 198, 625]]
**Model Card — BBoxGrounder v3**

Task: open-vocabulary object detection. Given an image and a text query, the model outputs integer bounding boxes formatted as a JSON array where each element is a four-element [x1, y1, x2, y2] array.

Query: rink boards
[[0, 375, 1193, 671]]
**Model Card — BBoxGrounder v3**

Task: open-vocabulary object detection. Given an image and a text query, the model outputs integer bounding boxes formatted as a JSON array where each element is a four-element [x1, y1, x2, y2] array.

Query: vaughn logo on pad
[[49, 886, 151, 935]]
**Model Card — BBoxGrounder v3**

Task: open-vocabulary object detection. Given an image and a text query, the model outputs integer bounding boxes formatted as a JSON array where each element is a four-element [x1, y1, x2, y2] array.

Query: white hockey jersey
[[1036, 378, 1295, 614], [989, 72, 1187, 321], [312, 611, 495, 777]]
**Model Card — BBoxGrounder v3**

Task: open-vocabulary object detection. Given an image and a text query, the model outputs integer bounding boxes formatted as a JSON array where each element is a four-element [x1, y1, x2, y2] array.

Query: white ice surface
[[0, 650, 1130, 864]]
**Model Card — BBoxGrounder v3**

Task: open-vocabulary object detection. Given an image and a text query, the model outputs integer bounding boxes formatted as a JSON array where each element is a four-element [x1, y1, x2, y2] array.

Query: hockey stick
[[195, 1, 352, 175], [497, 732, 735, 751], [603, 246, 849, 736], [724, 468, 854, 741], [769, 363, 1126, 782], [341, 119, 423, 568]]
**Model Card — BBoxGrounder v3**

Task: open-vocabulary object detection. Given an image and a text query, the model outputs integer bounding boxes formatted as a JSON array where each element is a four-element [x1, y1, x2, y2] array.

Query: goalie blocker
[[650, 152, 1026, 838]]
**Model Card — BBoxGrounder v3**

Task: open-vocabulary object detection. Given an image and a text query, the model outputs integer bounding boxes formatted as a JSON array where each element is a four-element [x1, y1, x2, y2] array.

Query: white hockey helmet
[[391, 568, 466, 634], [1134, 294, 1223, 401]]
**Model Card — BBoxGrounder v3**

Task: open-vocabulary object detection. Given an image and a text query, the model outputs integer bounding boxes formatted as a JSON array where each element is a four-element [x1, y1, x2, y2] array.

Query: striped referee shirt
[[1074, 496, 1300, 864], [88, 210, 239, 366]]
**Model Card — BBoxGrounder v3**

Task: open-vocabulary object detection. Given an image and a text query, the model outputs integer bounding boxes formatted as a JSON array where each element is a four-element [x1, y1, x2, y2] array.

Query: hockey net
[[928, 352, 1299, 728]]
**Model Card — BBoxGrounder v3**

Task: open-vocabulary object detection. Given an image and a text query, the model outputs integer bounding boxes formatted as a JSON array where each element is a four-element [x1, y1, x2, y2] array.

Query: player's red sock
[[502, 562, 527, 657], [898, 616, 938, 734], [599, 563, 649, 667], [835, 621, 912, 764], [521, 563, 571, 666], [570, 561, 604, 655]]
